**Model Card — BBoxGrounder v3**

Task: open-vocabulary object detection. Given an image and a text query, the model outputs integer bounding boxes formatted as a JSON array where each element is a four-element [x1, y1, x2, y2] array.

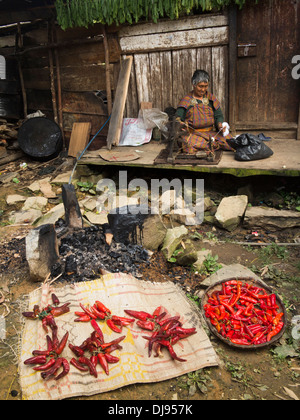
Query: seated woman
[[175, 69, 234, 154]]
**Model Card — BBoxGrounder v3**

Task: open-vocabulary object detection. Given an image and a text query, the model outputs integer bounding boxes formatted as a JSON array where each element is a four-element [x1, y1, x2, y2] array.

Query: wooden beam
[[102, 25, 112, 115], [106, 56, 133, 150], [236, 122, 298, 130], [228, 6, 237, 134], [297, 102, 300, 140], [119, 27, 228, 54], [48, 21, 58, 124]]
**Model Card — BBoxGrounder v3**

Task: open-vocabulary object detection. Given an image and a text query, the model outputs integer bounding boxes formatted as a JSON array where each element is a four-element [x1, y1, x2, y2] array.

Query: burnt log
[[62, 183, 83, 229], [26, 224, 59, 282]]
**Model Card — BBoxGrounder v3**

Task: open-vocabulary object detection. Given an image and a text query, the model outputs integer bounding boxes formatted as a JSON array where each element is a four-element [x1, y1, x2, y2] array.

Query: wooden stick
[[102, 25, 112, 115], [16, 23, 27, 118], [48, 21, 58, 124], [219, 241, 300, 247], [53, 25, 65, 149]]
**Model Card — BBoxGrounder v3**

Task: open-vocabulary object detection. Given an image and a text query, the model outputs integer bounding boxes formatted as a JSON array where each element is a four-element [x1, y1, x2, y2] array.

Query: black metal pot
[[18, 117, 62, 160]]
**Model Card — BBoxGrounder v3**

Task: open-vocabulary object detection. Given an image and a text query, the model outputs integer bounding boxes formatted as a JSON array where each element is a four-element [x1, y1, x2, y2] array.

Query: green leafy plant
[[199, 254, 222, 275], [167, 248, 184, 263], [178, 369, 211, 395], [55, 0, 255, 29], [76, 181, 96, 195]]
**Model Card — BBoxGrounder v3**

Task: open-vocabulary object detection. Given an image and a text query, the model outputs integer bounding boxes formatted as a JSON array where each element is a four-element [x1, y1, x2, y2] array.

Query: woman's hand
[[218, 122, 230, 136]]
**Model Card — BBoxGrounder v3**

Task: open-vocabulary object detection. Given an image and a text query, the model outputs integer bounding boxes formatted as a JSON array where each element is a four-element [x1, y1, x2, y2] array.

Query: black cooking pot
[[18, 117, 62, 160]]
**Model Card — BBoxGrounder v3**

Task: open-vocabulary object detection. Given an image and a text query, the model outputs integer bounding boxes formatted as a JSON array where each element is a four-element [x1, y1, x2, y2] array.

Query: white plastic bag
[[138, 108, 169, 132], [119, 118, 152, 147]]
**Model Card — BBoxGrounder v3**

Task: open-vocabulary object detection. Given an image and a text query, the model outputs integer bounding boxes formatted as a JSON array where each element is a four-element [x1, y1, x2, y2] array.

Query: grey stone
[[197, 263, 262, 290], [244, 206, 300, 231], [215, 195, 248, 231], [161, 225, 188, 260], [6, 194, 27, 205]]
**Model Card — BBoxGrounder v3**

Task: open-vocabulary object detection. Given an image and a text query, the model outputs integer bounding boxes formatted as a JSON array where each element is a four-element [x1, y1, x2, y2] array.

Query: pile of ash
[[52, 224, 150, 282]]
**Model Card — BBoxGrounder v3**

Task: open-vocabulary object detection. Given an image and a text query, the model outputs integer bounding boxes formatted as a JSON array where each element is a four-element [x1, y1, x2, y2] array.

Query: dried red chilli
[[204, 280, 284, 346], [74, 300, 135, 334], [23, 328, 70, 380], [22, 293, 70, 333], [127, 306, 197, 362], [69, 332, 125, 377]]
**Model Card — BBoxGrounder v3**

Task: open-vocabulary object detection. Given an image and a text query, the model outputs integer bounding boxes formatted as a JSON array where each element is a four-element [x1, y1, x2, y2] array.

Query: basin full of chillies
[[201, 277, 287, 349]]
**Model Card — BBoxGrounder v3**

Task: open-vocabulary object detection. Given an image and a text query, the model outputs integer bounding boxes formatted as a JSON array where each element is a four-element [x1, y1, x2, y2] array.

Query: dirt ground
[[0, 159, 299, 401]]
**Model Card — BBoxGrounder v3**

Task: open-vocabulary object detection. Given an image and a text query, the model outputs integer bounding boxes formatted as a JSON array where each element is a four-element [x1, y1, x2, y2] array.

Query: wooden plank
[[236, 121, 298, 130], [212, 45, 228, 119], [118, 14, 228, 37], [120, 26, 228, 53], [63, 113, 109, 136], [60, 64, 114, 92], [68, 122, 91, 157], [62, 91, 107, 115], [172, 49, 197, 107], [125, 60, 138, 118], [106, 56, 133, 149], [149, 52, 163, 110], [133, 54, 151, 105], [160, 51, 173, 111], [228, 5, 237, 133]]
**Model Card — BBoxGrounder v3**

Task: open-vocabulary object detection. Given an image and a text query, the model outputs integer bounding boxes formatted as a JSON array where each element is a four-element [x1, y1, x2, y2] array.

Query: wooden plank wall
[[0, 22, 121, 148], [118, 14, 229, 119], [236, 0, 300, 139]]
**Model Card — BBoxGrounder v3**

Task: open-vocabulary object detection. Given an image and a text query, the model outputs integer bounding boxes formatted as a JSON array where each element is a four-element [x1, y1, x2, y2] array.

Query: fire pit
[[51, 221, 150, 282]]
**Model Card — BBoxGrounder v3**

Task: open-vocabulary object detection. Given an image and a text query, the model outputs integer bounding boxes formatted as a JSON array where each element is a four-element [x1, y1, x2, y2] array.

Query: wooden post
[[16, 23, 27, 118], [102, 25, 112, 115], [297, 102, 300, 140], [106, 56, 133, 150], [228, 5, 237, 135], [48, 21, 58, 124], [53, 24, 65, 149]]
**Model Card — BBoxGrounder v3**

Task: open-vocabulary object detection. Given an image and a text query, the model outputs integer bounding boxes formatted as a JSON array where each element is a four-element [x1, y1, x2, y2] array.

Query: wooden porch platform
[[78, 138, 300, 177]]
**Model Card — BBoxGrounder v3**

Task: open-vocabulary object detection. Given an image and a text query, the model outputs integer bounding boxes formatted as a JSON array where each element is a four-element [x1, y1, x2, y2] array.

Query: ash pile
[[53, 223, 150, 282], [25, 184, 151, 283]]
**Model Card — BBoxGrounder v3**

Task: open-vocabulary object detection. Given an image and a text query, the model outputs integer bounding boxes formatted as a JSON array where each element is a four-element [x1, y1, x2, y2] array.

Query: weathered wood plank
[[119, 14, 228, 37], [149, 52, 163, 110], [211, 45, 228, 119], [160, 51, 173, 111], [60, 64, 114, 91], [120, 26, 229, 53], [134, 54, 151, 105], [125, 60, 139, 118], [62, 91, 107, 116], [68, 122, 91, 158], [196, 47, 212, 77], [106, 56, 133, 149], [172, 49, 197, 107], [63, 113, 109, 136]]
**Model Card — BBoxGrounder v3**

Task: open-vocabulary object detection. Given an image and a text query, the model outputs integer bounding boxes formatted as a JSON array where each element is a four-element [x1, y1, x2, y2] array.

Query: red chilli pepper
[[24, 355, 47, 365], [136, 320, 155, 331], [90, 319, 104, 343], [97, 352, 109, 375], [78, 356, 98, 378], [70, 357, 89, 372], [55, 331, 69, 355], [33, 358, 56, 371], [95, 301, 111, 315], [106, 318, 122, 333], [124, 309, 153, 321]]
